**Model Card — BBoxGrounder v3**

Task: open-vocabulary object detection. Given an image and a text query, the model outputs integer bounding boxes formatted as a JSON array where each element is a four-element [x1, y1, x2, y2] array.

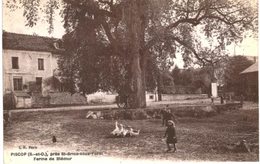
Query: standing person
[[211, 95, 214, 104], [220, 94, 224, 104], [240, 94, 244, 107], [161, 105, 176, 126], [163, 120, 177, 152]]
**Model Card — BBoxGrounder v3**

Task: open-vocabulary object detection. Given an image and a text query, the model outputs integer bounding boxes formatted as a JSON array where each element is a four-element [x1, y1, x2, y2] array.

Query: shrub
[[3, 93, 16, 110], [133, 110, 149, 120], [123, 111, 134, 120], [102, 110, 115, 120], [146, 109, 161, 119]]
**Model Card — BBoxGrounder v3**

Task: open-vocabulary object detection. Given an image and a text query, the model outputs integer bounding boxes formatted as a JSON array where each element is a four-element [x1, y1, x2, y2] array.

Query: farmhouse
[[3, 32, 89, 108], [3, 32, 63, 94]]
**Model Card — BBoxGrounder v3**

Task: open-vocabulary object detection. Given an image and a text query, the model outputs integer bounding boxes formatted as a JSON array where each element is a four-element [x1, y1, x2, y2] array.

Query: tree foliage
[[171, 66, 214, 94], [223, 55, 254, 94]]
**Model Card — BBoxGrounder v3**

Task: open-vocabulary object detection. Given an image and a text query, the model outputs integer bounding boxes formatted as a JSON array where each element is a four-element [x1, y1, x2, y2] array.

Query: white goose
[[121, 125, 129, 137], [129, 128, 140, 137], [118, 124, 125, 136], [111, 121, 120, 136]]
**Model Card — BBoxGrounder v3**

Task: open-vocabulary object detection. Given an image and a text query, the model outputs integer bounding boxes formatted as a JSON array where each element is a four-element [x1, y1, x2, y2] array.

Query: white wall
[[87, 92, 117, 104], [211, 83, 218, 98], [3, 49, 58, 95], [51, 54, 60, 72], [86, 91, 158, 104]]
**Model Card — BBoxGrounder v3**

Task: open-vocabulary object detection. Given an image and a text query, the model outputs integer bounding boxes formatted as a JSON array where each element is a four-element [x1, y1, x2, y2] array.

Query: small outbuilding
[[14, 92, 32, 108], [240, 62, 258, 101]]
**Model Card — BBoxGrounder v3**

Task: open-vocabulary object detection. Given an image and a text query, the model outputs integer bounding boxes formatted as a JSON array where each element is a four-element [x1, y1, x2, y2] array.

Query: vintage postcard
[[2, 0, 259, 163]]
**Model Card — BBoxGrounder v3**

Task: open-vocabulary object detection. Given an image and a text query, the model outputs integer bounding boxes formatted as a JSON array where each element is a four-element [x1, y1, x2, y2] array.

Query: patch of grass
[[4, 109, 259, 161]]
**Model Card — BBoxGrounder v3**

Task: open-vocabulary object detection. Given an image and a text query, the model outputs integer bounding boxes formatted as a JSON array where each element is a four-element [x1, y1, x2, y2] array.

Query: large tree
[[6, 0, 257, 108]]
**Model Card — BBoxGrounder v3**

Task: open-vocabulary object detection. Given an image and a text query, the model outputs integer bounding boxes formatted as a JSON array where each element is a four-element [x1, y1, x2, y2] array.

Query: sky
[[3, 3, 65, 38], [2, 1, 259, 68]]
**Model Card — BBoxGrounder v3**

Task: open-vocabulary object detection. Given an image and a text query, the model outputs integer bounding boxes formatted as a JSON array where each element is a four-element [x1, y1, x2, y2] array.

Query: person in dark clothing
[[240, 94, 244, 106], [220, 94, 224, 104], [161, 106, 176, 126], [52, 136, 57, 143], [164, 120, 177, 152], [211, 95, 214, 104]]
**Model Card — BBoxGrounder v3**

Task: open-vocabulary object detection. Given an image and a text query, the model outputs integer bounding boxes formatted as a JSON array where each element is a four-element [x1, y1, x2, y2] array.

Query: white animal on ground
[[129, 128, 140, 137], [111, 121, 120, 136], [118, 124, 125, 136], [110, 121, 140, 137], [121, 125, 129, 137], [86, 111, 101, 119]]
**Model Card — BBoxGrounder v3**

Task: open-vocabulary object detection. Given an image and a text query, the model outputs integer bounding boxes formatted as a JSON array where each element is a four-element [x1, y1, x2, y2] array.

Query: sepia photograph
[[2, 0, 259, 163]]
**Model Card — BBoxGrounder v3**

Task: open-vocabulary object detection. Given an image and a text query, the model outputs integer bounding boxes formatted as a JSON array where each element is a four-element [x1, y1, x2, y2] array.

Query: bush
[[103, 112, 114, 120], [174, 106, 217, 118], [123, 111, 134, 120], [3, 93, 16, 110], [146, 109, 161, 119], [133, 110, 149, 120], [101, 105, 219, 120]]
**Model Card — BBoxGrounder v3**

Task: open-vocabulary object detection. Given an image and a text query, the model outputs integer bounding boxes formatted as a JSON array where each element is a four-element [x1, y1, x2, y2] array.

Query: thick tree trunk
[[128, 54, 146, 108], [124, 0, 146, 108]]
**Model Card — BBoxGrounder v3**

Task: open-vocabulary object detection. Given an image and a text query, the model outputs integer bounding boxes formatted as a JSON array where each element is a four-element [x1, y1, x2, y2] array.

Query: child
[[164, 120, 177, 152]]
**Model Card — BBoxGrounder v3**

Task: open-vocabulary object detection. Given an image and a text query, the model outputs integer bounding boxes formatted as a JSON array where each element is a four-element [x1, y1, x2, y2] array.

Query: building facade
[[3, 49, 60, 95], [3, 32, 62, 94], [3, 32, 68, 108]]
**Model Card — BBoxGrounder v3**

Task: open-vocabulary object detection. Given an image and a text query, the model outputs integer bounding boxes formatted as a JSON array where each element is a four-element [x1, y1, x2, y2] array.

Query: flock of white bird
[[111, 121, 140, 137]]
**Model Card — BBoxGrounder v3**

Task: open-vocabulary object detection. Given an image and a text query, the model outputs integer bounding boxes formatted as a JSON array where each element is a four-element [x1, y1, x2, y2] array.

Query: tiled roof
[[3, 32, 64, 54], [240, 62, 258, 74]]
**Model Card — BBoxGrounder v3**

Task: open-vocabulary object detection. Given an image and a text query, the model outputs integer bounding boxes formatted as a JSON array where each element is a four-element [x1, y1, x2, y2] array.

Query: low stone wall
[[49, 92, 88, 105], [213, 103, 242, 113], [31, 92, 50, 108], [84, 93, 209, 104], [170, 105, 217, 118], [14, 92, 88, 108], [100, 103, 242, 120], [162, 94, 208, 101]]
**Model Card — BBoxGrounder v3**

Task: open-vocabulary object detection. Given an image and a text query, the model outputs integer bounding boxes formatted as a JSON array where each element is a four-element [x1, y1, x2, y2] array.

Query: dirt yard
[[4, 106, 259, 162]]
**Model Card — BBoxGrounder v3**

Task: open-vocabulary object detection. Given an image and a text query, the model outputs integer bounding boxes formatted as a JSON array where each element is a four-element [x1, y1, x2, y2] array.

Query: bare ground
[[4, 106, 259, 161]]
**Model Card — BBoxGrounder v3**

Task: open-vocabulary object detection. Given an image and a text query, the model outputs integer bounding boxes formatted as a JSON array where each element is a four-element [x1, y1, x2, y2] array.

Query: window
[[13, 77, 23, 91], [149, 95, 154, 99], [36, 77, 42, 91], [12, 57, 19, 69], [36, 77, 42, 85], [38, 58, 44, 70]]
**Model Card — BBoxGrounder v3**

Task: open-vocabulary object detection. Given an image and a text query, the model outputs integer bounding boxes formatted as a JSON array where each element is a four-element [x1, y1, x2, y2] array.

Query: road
[[7, 98, 212, 113], [6, 98, 257, 113]]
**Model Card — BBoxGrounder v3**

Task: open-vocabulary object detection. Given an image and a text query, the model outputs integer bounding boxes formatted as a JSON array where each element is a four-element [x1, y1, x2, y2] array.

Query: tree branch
[[202, 15, 245, 25], [98, 0, 111, 6], [100, 18, 125, 57], [101, 19, 116, 45], [168, 36, 210, 65]]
